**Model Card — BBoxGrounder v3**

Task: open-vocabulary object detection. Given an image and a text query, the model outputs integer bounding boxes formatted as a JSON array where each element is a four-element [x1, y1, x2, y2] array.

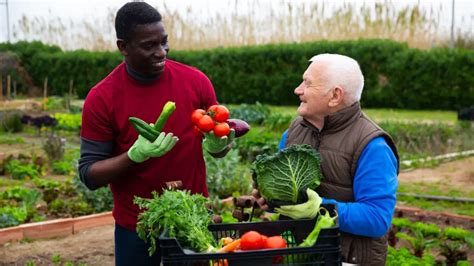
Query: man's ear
[[117, 39, 128, 56], [328, 86, 344, 107]]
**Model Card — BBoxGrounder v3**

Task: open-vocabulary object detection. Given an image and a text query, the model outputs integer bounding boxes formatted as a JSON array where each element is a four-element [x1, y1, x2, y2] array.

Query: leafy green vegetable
[[252, 144, 322, 203], [299, 207, 337, 247], [134, 190, 216, 256], [386, 247, 436, 266]]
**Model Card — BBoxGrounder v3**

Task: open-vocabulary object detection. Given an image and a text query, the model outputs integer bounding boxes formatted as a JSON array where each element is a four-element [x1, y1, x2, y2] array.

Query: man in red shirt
[[78, 2, 232, 265]]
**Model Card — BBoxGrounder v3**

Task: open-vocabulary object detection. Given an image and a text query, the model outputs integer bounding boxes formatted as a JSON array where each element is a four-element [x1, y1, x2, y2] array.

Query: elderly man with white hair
[[255, 54, 399, 265]]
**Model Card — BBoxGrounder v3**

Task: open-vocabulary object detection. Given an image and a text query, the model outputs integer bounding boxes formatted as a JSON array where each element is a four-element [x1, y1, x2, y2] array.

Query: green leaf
[[252, 144, 322, 203]]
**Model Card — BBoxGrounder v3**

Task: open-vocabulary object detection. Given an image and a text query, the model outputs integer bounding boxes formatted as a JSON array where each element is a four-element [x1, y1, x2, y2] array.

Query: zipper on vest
[[313, 130, 321, 149]]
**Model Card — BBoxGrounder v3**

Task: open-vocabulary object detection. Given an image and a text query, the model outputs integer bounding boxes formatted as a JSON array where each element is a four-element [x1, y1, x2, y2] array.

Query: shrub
[[73, 174, 113, 213], [264, 113, 294, 132], [52, 113, 82, 131], [43, 134, 66, 163], [235, 127, 280, 162], [229, 102, 270, 125], [0, 111, 23, 133], [48, 197, 92, 217], [43, 96, 66, 111], [204, 148, 252, 198], [379, 121, 473, 160]]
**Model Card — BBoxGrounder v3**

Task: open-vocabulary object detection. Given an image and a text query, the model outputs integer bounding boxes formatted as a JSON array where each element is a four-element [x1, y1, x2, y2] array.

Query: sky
[[0, 0, 473, 45]]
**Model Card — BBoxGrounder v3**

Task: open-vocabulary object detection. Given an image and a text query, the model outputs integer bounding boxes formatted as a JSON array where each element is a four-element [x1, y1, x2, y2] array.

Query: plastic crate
[[159, 204, 341, 266]]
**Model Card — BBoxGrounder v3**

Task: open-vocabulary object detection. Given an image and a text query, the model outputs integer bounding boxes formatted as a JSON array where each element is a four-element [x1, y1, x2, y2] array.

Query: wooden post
[[13, 81, 17, 99], [67, 79, 74, 111], [43, 77, 48, 99], [6, 75, 11, 100], [69, 79, 74, 96], [0, 74, 3, 101]]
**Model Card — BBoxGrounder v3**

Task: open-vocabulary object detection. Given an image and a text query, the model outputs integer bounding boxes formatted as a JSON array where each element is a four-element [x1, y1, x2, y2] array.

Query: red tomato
[[264, 236, 286, 263], [197, 115, 215, 132], [240, 231, 264, 250], [208, 105, 230, 123], [264, 236, 286, 249], [193, 125, 203, 137], [213, 122, 230, 137], [191, 109, 206, 125]]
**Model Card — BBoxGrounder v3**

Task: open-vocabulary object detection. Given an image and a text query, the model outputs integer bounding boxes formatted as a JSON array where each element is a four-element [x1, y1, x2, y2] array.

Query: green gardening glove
[[128, 132, 179, 163], [274, 188, 322, 219], [202, 129, 235, 154]]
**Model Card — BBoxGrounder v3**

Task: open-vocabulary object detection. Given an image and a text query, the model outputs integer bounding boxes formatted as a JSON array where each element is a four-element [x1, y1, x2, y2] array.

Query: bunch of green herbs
[[134, 190, 215, 256]]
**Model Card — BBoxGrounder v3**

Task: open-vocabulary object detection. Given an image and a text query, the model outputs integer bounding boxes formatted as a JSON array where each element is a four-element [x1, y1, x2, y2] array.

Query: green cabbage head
[[252, 144, 322, 204]]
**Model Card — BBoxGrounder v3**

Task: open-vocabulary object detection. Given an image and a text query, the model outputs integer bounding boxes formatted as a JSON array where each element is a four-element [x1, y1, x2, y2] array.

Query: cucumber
[[154, 101, 176, 132], [129, 117, 159, 142]]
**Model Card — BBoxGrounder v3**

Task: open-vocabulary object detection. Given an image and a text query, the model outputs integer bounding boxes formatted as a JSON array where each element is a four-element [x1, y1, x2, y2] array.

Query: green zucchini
[[129, 117, 159, 142], [154, 101, 176, 132]]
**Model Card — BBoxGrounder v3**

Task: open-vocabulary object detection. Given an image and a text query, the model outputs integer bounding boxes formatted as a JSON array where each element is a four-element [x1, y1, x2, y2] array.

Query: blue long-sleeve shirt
[[279, 131, 398, 238]]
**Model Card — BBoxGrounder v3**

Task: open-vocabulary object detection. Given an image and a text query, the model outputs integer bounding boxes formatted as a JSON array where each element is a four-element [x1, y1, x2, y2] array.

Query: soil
[[0, 225, 114, 265], [398, 156, 474, 195], [0, 157, 473, 265]]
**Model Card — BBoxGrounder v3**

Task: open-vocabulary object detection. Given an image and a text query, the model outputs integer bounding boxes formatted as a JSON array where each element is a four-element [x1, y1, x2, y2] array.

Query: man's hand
[[128, 132, 179, 163], [202, 129, 235, 154], [274, 188, 322, 219]]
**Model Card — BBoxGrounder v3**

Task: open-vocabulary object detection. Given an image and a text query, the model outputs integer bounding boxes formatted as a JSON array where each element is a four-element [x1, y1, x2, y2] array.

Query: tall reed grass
[[11, 0, 474, 51]]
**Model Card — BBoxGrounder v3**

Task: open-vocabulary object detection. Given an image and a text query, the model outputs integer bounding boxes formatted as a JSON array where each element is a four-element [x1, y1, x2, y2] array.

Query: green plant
[[0, 213, 21, 228], [443, 227, 474, 243], [235, 127, 280, 162], [412, 222, 441, 237], [43, 134, 65, 163], [229, 102, 270, 125], [25, 260, 36, 266], [135, 190, 215, 255], [52, 113, 82, 131], [396, 229, 438, 257], [4, 159, 41, 179], [439, 241, 468, 265], [0, 111, 23, 133], [264, 113, 294, 132], [391, 217, 412, 229], [51, 254, 61, 265], [0, 134, 25, 144], [386, 247, 436, 266], [0, 186, 41, 228], [0, 206, 28, 228], [51, 160, 74, 175], [204, 148, 252, 198], [252, 144, 322, 204], [48, 197, 92, 216], [33, 178, 62, 203], [43, 97, 66, 111], [379, 121, 474, 163], [73, 174, 113, 213]]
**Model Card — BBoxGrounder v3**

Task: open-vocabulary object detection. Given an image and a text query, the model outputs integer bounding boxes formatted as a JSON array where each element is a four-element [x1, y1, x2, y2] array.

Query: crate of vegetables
[[159, 204, 340, 266]]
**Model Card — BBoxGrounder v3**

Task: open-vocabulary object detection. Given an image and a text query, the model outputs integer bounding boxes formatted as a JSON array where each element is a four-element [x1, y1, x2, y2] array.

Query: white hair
[[309, 53, 364, 104]]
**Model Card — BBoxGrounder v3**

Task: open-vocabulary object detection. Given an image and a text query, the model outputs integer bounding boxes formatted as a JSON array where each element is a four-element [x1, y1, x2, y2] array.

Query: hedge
[[1, 40, 472, 110]]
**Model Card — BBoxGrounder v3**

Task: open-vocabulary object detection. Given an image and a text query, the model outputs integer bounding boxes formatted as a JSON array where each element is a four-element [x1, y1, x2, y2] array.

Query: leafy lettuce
[[252, 144, 322, 204]]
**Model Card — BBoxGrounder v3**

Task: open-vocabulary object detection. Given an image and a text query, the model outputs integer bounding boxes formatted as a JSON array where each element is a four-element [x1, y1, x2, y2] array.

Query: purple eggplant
[[227, 118, 250, 137]]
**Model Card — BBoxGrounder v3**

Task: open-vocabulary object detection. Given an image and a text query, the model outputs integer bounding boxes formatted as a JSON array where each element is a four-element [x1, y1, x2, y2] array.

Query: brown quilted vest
[[285, 102, 399, 265]]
